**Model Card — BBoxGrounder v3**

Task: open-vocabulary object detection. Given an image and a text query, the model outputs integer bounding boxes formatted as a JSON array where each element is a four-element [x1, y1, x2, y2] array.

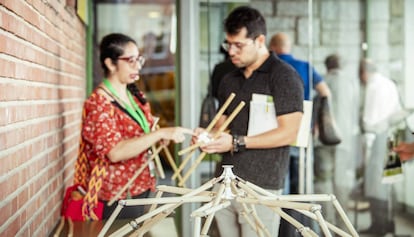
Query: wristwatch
[[232, 135, 246, 153]]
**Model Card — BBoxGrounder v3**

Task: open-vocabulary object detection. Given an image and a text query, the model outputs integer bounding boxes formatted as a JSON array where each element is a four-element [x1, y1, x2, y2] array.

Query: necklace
[[103, 79, 150, 133]]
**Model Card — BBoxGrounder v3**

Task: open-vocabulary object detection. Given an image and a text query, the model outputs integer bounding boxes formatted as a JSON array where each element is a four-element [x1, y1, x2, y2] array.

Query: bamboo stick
[[178, 101, 245, 186], [152, 145, 165, 179], [177, 93, 235, 156], [173, 93, 236, 182], [108, 145, 163, 206], [162, 145, 185, 185], [53, 217, 65, 237]]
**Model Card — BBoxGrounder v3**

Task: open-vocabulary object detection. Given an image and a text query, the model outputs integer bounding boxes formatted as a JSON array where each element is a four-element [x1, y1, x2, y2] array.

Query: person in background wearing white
[[359, 58, 402, 236], [313, 54, 360, 227]]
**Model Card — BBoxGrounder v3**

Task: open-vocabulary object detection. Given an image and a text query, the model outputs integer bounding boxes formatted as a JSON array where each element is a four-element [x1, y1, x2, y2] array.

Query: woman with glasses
[[73, 33, 193, 220]]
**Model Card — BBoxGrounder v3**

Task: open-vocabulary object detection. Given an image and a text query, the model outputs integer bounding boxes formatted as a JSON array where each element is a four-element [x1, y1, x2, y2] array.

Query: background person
[[269, 32, 331, 194], [394, 141, 414, 162], [269, 32, 330, 101], [210, 46, 237, 176], [313, 54, 360, 226], [211, 46, 237, 100], [269, 31, 331, 236], [359, 58, 402, 235]]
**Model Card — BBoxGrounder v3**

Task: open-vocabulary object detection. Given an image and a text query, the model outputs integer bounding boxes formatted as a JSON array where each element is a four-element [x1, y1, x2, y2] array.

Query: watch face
[[238, 136, 246, 151], [238, 136, 245, 145]]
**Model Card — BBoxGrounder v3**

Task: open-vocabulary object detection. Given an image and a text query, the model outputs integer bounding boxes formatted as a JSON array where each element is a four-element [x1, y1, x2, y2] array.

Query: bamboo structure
[[98, 165, 359, 237]]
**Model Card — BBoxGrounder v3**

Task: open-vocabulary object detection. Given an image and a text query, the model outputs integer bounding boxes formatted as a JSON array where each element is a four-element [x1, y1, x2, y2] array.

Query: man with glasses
[[198, 6, 304, 237]]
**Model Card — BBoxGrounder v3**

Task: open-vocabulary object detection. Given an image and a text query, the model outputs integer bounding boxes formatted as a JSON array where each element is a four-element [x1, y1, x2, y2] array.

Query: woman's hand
[[159, 127, 194, 143], [191, 127, 209, 145]]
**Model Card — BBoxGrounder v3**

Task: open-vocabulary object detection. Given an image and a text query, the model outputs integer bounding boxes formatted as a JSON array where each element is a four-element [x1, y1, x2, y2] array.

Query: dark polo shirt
[[216, 53, 304, 189]]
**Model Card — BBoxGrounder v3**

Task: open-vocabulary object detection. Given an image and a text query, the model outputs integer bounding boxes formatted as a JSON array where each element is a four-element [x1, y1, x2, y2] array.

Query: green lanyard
[[103, 79, 150, 134]]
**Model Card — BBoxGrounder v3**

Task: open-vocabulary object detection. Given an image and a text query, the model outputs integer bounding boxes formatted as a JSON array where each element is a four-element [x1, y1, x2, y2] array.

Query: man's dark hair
[[224, 6, 266, 39], [325, 54, 341, 70]]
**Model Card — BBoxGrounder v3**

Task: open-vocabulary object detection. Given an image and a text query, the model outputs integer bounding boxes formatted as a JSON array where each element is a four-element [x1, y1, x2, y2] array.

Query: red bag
[[61, 184, 104, 221]]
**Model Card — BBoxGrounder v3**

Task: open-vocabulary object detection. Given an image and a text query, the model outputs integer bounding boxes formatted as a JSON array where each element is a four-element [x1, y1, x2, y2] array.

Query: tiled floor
[[347, 207, 414, 237]]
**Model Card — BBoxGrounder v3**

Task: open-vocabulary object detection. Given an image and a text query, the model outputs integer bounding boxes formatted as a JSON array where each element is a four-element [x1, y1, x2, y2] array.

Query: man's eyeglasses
[[118, 55, 145, 67], [221, 38, 256, 52]]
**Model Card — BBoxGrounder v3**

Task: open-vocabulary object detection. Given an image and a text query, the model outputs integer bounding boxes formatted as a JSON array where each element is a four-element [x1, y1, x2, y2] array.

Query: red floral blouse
[[80, 90, 156, 201]]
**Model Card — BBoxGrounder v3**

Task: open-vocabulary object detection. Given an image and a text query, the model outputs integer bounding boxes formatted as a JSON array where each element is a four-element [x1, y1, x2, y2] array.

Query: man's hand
[[200, 131, 232, 154]]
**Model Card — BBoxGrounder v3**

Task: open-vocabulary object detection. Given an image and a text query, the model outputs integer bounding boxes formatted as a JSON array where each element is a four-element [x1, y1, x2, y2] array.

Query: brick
[[0, 204, 11, 229], [2, 217, 19, 237], [1, 2, 85, 236]]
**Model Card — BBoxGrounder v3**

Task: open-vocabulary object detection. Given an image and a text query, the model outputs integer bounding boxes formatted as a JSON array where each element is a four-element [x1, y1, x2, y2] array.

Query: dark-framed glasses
[[221, 38, 256, 52], [118, 55, 145, 67]]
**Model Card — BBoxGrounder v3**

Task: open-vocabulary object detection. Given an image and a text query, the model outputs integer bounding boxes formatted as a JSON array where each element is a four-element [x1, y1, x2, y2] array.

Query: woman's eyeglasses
[[118, 55, 146, 67]]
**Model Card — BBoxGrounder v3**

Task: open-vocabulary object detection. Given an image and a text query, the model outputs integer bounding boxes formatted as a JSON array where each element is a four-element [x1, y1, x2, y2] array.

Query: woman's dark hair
[[127, 83, 146, 104], [224, 6, 266, 39], [99, 33, 136, 77]]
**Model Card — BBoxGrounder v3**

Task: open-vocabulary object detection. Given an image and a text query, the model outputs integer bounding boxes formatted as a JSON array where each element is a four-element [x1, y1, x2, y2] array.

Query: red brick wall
[[0, 0, 86, 236]]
